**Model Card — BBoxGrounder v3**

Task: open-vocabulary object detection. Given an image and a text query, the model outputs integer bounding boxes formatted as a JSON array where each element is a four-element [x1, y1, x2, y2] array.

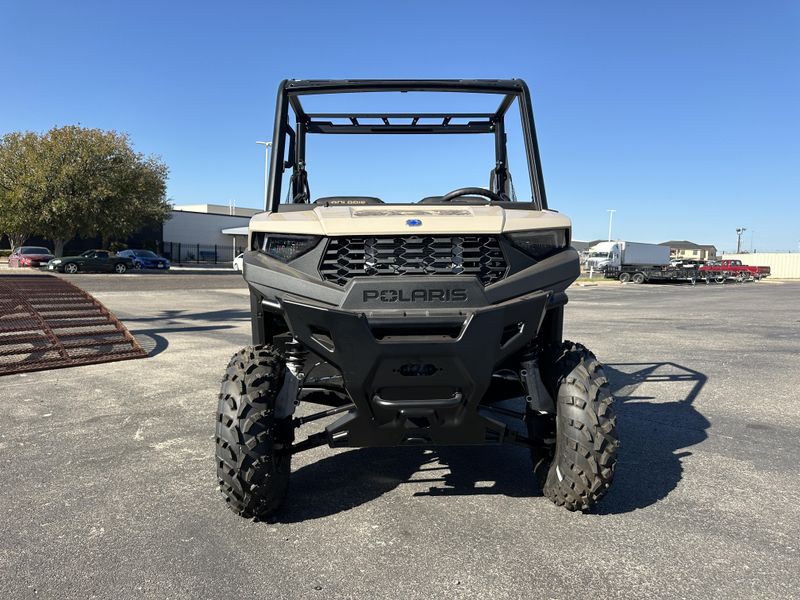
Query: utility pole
[[256, 141, 272, 210], [736, 227, 746, 253], [607, 209, 616, 241]]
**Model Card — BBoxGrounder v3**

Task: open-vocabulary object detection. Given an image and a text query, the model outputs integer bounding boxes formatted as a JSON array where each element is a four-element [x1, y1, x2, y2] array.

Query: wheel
[[737, 272, 749, 283], [114, 262, 128, 274], [134, 261, 143, 270], [526, 342, 618, 511], [714, 274, 725, 284], [64, 263, 78, 274], [216, 345, 291, 518], [631, 272, 645, 284], [618, 272, 631, 283]]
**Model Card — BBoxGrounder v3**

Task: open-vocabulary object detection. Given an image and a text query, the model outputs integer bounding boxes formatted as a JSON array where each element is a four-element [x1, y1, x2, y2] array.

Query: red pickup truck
[[699, 259, 770, 282]]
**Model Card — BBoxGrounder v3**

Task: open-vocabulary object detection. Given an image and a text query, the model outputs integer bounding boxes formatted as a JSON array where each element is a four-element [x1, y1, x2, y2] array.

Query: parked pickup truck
[[699, 259, 770, 282]]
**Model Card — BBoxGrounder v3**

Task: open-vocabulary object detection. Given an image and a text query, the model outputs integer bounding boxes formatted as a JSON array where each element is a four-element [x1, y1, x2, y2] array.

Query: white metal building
[[163, 210, 253, 247], [161, 204, 262, 263]]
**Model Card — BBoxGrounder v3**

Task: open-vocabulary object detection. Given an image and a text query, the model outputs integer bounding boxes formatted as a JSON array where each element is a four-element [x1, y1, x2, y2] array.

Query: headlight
[[505, 229, 568, 261], [51, 259, 62, 264], [259, 234, 320, 262]]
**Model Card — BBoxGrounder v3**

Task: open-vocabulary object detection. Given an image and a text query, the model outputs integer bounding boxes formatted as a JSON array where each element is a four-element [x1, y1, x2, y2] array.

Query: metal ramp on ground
[[0, 274, 146, 375]]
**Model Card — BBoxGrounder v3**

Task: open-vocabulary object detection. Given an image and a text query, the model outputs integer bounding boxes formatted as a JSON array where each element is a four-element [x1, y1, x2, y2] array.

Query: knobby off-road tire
[[527, 342, 619, 511], [216, 345, 291, 519]]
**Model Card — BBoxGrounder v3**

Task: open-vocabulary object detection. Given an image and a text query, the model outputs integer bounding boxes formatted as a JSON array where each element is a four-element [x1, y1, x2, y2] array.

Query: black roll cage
[[266, 79, 549, 211]]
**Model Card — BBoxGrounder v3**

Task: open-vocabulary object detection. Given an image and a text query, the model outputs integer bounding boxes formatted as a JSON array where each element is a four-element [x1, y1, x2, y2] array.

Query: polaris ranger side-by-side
[[216, 79, 619, 518]]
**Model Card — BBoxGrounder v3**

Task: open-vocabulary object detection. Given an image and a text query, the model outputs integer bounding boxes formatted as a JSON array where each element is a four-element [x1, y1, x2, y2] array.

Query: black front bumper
[[281, 290, 551, 448]]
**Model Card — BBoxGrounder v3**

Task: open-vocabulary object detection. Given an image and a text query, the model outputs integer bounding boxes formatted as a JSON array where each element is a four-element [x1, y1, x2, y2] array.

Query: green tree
[[34, 126, 170, 255], [0, 132, 42, 250], [0, 126, 170, 256]]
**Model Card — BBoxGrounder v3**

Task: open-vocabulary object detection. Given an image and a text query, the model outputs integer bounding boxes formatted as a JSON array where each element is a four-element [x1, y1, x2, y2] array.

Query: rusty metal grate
[[0, 274, 146, 376]]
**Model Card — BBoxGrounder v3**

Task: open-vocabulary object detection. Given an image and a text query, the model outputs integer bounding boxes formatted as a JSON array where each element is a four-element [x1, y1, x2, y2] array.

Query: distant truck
[[584, 241, 670, 272], [699, 259, 770, 282], [585, 241, 701, 284]]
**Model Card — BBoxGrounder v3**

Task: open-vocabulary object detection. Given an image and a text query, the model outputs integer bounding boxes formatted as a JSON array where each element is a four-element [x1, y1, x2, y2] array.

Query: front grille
[[320, 235, 508, 287]]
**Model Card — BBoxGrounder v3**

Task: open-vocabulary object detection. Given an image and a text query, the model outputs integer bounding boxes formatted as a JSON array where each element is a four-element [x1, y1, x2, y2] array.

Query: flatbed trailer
[[605, 264, 767, 285], [605, 265, 700, 284]]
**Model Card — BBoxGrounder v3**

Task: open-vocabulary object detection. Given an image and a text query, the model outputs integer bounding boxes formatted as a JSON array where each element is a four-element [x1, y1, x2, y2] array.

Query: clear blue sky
[[2, 0, 798, 252]]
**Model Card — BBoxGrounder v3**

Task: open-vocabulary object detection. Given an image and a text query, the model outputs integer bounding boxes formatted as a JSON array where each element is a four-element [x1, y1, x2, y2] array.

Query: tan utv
[[215, 79, 618, 519]]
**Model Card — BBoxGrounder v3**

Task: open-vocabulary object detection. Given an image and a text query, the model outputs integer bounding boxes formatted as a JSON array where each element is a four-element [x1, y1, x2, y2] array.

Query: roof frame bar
[[265, 79, 548, 211]]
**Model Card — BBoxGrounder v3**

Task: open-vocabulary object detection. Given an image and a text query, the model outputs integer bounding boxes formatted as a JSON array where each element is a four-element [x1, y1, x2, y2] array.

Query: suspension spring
[[284, 336, 307, 378]]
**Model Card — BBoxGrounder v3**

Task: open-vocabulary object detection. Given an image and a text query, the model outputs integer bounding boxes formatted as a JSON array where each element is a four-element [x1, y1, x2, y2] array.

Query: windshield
[[133, 250, 157, 258], [589, 251, 611, 258], [20, 247, 51, 254], [275, 88, 537, 205]]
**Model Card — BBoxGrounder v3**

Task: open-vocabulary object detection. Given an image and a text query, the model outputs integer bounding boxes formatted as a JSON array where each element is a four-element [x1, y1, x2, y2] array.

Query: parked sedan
[[116, 249, 170, 270], [47, 250, 134, 274], [8, 246, 55, 268]]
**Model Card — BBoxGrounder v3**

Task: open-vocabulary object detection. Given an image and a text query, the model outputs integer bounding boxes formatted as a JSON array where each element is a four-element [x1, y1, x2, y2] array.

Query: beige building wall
[[668, 246, 717, 261], [674, 248, 706, 260], [722, 253, 800, 279]]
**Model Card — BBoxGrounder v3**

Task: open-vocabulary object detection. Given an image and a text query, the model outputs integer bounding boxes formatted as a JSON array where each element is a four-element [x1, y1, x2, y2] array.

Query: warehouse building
[[160, 204, 261, 263]]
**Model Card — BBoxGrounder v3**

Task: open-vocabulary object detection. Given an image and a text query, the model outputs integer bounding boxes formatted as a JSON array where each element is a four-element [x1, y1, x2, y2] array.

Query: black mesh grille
[[320, 236, 508, 287]]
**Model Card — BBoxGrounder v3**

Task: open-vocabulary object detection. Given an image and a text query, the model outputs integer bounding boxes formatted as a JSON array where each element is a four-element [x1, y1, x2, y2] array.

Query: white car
[[233, 253, 244, 272]]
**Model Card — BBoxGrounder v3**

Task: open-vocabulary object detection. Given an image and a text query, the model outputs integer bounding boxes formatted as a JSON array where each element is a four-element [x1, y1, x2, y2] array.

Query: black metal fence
[[160, 242, 245, 264]]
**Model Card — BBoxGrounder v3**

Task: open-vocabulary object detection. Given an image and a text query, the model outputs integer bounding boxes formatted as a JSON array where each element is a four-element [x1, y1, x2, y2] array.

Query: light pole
[[256, 141, 272, 209], [736, 227, 746, 253], [607, 209, 616, 241]]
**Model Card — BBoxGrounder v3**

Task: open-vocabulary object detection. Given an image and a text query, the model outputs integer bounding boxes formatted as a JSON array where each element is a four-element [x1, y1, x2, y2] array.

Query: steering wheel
[[439, 187, 505, 203]]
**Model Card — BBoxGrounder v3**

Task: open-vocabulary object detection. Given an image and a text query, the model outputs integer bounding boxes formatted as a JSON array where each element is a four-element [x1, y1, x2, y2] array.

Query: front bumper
[[138, 260, 170, 269], [244, 245, 580, 310], [281, 290, 551, 447]]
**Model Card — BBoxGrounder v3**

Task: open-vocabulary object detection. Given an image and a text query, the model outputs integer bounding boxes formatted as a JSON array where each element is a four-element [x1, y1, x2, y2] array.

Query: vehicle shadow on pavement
[[276, 361, 709, 522], [275, 447, 431, 522], [123, 308, 250, 325], [596, 361, 710, 514], [124, 308, 251, 357], [132, 325, 241, 357], [277, 444, 540, 523]]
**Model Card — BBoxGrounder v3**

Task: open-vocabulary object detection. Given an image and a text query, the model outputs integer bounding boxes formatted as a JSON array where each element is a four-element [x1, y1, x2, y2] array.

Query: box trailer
[[584, 241, 670, 271], [584, 241, 698, 284]]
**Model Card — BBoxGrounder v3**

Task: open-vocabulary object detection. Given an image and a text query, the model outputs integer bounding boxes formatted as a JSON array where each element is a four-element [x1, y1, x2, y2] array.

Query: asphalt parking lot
[[2, 274, 799, 599]]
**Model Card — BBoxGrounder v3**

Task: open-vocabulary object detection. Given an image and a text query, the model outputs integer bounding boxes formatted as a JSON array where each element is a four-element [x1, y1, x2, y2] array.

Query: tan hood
[[249, 205, 571, 236]]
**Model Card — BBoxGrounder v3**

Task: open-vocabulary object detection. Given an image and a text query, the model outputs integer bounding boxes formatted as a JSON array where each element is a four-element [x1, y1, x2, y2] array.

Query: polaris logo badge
[[363, 288, 468, 303], [406, 218, 422, 227]]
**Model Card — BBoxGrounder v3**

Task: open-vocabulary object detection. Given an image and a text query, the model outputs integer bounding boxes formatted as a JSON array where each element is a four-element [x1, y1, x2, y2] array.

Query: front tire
[[114, 263, 128, 274], [64, 263, 78, 274], [527, 342, 618, 511], [215, 345, 291, 519]]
